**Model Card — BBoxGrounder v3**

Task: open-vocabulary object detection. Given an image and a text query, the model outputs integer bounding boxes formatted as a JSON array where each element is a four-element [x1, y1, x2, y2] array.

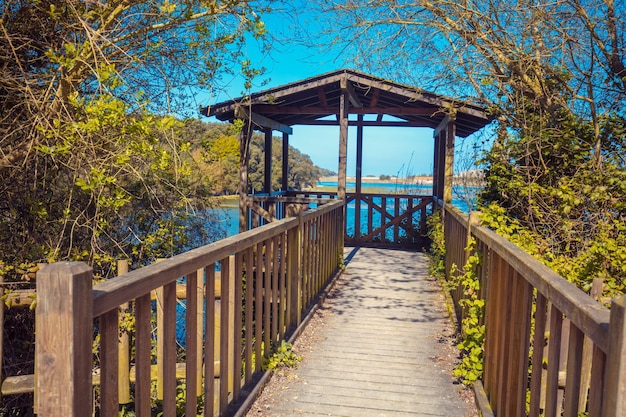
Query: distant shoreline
[[318, 176, 434, 185]]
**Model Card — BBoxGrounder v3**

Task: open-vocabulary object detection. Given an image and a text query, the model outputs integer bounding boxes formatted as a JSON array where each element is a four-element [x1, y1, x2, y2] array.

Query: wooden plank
[[185, 270, 199, 417], [495, 262, 513, 413], [287, 219, 301, 332], [563, 323, 584, 417], [252, 104, 442, 116], [244, 247, 254, 384], [35, 263, 93, 417], [580, 278, 604, 411], [272, 235, 280, 343], [100, 309, 119, 416], [235, 107, 293, 134], [233, 253, 244, 402], [279, 233, 287, 340], [264, 239, 272, 351], [195, 268, 204, 397], [204, 265, 216, 417], [155, 285, 165, 401], [219, 257, 231, 415], [530, 292, 548, 417], [508, 276, 533, 417], [134, 293, 151, 417], [162, 281, 177, 417], [545, 304, 564, 417], [255, 242, 263, 372], [117, 260, 131, 406], [589, 345, 606, 417], [603, 295, 626, 417]]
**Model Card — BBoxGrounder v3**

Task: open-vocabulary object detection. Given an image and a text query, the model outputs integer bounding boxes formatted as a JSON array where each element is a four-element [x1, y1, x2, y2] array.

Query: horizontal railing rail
[[35, 199, 345, 417], [443, 203, 625, 417]]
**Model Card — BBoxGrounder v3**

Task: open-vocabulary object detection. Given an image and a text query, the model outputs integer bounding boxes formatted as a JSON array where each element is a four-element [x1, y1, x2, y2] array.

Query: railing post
[[35, 262, 93, 417], [603, 294, 626, 417]]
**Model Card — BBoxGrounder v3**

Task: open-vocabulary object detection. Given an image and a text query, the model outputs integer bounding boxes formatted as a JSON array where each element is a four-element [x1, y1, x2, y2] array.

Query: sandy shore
[[319, 176, 433, 184]]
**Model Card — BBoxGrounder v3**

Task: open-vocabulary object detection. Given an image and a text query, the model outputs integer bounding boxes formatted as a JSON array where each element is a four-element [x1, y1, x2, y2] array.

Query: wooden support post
[[338, 92, 348, 201], [355, 116, 363, 239], [443, 121, 456, 204], [239, 121, 251, 233], [282, 132, 289, 192], [36, 262, 93, 417], [264, 128, 273, 194], [117, 260, 131, 405], [603, 294, 626, 417]]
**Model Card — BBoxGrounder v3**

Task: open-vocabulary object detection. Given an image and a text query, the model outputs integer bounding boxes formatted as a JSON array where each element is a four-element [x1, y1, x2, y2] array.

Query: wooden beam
[[317, 86, 328, 107], [341, 77, 363, 108], [369, 88, 380, 107], [434, 114, 454, 137], [302, 120, 439, 128], [235, 107, 293, 134], [252, 104, 438, 116]]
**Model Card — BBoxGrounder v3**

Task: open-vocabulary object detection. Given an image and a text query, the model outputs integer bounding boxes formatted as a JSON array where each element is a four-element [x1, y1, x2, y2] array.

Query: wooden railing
[[35, 199, 344, 417], [443, 204, 625, 417], [250, 191, 433, 248]]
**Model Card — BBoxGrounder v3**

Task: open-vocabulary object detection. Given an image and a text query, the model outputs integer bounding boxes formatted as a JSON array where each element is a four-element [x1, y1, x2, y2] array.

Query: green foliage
[[448, 239, 485, 385], [262, 340, 302, 372], [179, 120, 324, 195], [479, 96, 626, 298], [426, 211, 446, 280]]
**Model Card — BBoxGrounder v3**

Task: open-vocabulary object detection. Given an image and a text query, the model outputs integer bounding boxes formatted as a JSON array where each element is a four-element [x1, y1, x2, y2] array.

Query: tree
[[180, 121, 324, 194], [312, 0, 626, 295], [0, 0, 279, 278]]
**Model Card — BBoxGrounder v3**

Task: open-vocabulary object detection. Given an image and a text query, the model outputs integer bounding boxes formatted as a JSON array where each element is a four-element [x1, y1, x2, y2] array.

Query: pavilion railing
[[34, 200, 344, 417], [250, 191, 433, 249], [443, 203, 625, 417]]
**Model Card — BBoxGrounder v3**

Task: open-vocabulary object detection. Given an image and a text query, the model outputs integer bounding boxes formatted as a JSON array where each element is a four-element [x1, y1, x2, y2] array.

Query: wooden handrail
[[442, 203, 623, 417], [35, 199, 345, 417]]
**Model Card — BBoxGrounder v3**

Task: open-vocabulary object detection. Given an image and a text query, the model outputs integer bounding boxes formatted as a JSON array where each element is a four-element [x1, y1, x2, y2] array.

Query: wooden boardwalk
[[247, 247, 476, 417]]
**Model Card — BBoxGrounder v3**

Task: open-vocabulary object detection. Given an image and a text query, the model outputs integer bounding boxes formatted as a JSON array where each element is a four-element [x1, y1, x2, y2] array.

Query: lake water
[[217, 180, 476, 239]]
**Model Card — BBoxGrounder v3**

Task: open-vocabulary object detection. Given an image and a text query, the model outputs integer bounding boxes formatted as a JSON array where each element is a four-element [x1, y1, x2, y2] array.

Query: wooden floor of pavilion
[[246, 247, 477, 417]]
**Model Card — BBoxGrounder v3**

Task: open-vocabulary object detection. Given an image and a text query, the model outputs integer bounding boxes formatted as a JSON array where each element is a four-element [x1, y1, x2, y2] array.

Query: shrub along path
[[246, 247, 477, 417]]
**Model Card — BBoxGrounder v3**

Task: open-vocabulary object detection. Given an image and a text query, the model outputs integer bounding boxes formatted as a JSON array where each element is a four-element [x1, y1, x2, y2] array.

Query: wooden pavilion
[[201, 69, 492, 239]]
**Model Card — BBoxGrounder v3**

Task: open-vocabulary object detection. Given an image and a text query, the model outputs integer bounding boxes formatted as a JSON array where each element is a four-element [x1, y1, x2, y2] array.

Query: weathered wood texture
[[251, 247, 474, 417], [34, 200, 344, 417], [443, 203, 624, 417]]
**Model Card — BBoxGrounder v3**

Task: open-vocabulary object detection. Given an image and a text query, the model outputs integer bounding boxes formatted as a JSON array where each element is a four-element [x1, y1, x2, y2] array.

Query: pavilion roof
[[201, 69, 492, 137]]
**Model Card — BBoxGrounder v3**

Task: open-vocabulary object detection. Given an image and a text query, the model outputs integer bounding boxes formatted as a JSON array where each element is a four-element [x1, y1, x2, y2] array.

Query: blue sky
[[197, 11, 444, 177]]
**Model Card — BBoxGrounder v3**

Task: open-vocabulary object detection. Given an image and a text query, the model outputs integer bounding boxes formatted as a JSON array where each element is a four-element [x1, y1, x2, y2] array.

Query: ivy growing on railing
[[426, 211, 445, 280], [426, 211, 485, 386], [448, 238, 485, 385]]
